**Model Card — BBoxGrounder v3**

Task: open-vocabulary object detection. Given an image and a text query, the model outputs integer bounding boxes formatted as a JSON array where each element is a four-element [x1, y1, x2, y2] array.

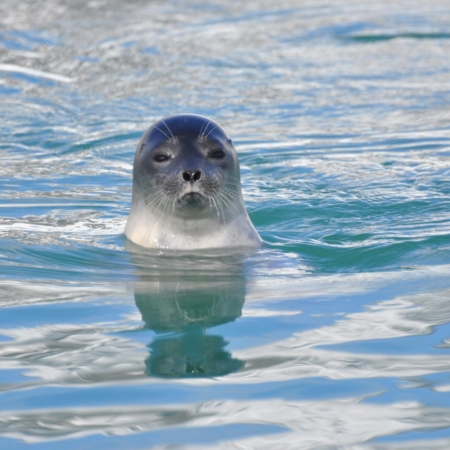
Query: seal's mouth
[[180, 192, 206, 205]]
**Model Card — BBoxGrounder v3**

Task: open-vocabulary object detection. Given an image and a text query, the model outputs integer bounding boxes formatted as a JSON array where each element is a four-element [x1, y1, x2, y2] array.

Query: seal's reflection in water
[[129, 244, 247, 378], [135, 282, 245, 377]]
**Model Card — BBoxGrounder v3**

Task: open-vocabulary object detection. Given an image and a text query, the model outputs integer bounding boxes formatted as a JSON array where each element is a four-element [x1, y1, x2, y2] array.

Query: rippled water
[[2, 0, 450, 448]]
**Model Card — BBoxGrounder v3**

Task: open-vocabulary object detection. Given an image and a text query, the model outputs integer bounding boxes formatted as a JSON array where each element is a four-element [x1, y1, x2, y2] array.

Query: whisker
[[204, 124, 218, 139], [216, 191, 241, 222], [160, 119, 176, 142], [210, 194, 222, 222], [199, 120, 210, 140], [153, 125, 171, 140]]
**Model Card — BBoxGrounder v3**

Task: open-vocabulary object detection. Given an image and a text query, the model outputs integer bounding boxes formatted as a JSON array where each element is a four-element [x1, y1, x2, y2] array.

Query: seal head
[[125, 114, 262, 250]]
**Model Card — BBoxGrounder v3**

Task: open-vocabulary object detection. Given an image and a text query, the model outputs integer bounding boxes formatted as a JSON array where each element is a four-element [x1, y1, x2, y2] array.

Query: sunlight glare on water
[[2, 0, 450, 448]]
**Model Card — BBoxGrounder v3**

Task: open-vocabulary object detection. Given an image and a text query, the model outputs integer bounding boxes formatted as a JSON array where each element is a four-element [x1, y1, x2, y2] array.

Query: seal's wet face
[[135, 114, 239, 218], [125, 114, 261, 249]]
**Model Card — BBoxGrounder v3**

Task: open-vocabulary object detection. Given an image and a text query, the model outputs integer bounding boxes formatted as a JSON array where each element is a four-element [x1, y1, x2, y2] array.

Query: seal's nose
[[182, 170, 202, 182]]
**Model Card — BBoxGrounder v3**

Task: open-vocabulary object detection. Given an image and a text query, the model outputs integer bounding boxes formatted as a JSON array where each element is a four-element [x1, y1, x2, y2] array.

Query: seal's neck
[[125, 197, 261, 250]]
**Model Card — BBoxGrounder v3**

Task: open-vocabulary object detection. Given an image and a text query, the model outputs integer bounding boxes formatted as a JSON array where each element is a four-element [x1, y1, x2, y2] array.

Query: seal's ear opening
[[137, 137, 146, 155]]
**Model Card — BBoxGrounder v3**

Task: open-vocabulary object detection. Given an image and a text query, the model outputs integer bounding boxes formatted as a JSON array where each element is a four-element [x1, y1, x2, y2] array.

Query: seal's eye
[[154, 154, 170, 162], [209, 150, 225, 159]]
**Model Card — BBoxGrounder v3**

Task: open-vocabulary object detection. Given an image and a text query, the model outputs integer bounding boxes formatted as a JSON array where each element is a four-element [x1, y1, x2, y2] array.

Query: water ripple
[[2, 0, 450, 447]]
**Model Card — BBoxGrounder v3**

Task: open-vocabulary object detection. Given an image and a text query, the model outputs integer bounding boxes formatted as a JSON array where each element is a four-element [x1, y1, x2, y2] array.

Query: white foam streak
[[0, 64, 75, 83], [0, 280, 129, 307], [242, 308, 301, 317]]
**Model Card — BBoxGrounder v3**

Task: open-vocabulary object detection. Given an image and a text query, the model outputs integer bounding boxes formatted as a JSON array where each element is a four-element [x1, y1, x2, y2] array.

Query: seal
[[125, 114, 262, 250]]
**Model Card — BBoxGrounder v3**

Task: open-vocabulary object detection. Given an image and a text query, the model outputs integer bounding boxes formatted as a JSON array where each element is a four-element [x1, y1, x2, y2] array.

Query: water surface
[[2, 0, 450, 448]]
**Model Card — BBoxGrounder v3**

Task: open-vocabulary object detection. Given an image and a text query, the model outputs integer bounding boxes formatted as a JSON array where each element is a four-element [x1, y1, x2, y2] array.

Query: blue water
[[2, 0, 450, 448]]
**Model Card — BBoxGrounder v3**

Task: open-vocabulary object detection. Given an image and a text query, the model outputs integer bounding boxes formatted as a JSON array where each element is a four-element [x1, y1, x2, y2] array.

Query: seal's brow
[[150, 141, 172, 152], [201, 137, 224, 148]]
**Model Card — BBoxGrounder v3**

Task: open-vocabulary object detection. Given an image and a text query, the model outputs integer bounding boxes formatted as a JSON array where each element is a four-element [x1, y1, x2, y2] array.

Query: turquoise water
[[2, 0, 450, 448]]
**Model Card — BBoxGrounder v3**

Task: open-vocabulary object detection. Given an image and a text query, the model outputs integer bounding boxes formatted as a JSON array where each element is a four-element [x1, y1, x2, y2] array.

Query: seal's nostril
[[182, 170, 202, 182]]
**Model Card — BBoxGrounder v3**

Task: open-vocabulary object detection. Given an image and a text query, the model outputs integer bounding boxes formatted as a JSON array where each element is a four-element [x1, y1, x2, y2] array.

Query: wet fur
[[125, 114, 261, 250]]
